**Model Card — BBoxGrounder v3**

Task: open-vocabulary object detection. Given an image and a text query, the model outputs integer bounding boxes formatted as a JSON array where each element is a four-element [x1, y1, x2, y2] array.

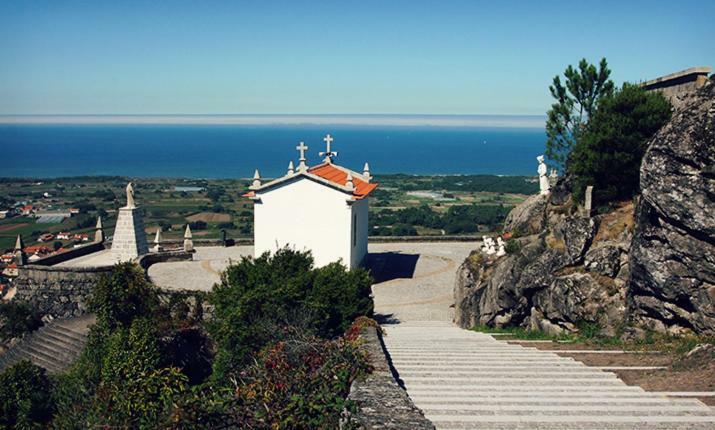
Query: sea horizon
[[0, 123, 548, 179], [0, 113, 546, 128]]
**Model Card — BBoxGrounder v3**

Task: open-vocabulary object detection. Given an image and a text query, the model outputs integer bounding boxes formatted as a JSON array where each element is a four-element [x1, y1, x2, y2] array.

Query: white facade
[[253, 176, 369, 269], [249, 136, 375, 270]]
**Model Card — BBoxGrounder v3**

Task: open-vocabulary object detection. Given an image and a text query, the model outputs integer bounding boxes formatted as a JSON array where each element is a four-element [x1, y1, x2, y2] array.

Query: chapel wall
[[254, 178, 351, 268]]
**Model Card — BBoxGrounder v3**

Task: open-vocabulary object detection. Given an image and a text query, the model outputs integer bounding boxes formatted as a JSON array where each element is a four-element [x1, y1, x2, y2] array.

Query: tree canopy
[[546, 58, 614, 167]]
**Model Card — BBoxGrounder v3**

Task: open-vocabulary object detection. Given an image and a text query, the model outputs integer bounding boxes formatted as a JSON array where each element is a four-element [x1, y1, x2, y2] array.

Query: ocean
[[0, 123, 546, 178]]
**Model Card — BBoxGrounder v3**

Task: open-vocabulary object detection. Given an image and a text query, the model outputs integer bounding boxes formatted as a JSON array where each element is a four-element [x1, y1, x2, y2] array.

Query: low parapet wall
[[30, 242, 106, 266], [14, 265, 113, 318], [345, 326, 434, 429]]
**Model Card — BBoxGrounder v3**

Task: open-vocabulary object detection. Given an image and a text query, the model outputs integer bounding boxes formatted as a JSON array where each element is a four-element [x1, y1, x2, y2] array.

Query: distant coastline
[[0, 114, 546, 128]]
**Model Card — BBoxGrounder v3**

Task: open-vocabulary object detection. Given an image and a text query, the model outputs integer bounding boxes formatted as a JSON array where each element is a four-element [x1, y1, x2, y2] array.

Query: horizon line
[[0, 113, 547, 128]]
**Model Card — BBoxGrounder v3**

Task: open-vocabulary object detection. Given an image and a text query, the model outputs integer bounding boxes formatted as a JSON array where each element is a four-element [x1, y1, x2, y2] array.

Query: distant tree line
[[371, 204, 512, 235]]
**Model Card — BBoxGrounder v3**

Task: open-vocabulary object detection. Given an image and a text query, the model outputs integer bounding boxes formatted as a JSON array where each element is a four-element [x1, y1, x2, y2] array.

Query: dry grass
[[593, 201, 635, 243], [545, 233, 566, 250], [186, 212, 231, 223]]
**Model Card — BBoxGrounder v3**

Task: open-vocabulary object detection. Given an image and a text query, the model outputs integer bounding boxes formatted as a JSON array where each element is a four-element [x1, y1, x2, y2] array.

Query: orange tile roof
[[309, 164, 378, 200]]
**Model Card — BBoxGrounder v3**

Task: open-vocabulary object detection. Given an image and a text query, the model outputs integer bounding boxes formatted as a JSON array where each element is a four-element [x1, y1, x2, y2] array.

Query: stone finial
[[94, 216, 104, 243], [14, 234, 24, 251], [14, 234, 26, 266], [126, 182, 136, 208], [287, 160, 295, 175], [319, 134, 337, 163], [346, 172, 355, 191], [153, 227, 163, 252], [251, 169, 261, 188], [363, 162, 371, 182], [183, 224, 194, 252]]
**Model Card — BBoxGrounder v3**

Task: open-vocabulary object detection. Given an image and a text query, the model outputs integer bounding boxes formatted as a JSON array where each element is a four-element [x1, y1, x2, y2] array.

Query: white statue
[[537, 155, 550, 195], [496, 237, 506, 256], [481, 236, 490, 253], [485, 237, 496, 255], [126, 182, 136, 208]]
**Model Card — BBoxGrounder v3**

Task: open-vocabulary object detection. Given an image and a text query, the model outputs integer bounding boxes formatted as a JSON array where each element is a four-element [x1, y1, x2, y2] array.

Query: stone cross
[[320, 134, 338, 162], [296, 142, 308, 162], [126, 182, 136, 208]]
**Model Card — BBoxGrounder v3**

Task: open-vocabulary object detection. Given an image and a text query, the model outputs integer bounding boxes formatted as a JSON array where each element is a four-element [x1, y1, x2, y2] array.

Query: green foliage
[[171, 327, 370, 429], [208, 248, 373, 381], [546, 58, 614, 167], [570, 83, 671, 205], [371, 204, 512, 236], [0, 301, 42, 342], [504, 238, 521, 254], [0, 360, 54, 429], [89, 262, 160, 329], [188, 220, 208, 230], [52, 319, 188, 429]]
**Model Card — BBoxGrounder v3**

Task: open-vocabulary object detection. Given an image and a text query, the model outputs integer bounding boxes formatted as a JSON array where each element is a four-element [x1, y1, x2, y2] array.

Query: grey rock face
[[585, 245, 622, 278], [454, 194, 627, 335], [503, 193, 547, 236], [629, 82, 715, 334]]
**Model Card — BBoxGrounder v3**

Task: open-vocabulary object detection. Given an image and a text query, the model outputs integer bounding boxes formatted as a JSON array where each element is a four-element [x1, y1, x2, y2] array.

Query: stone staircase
[[383, 321, 715, 430], [0, 314, 95, 375]]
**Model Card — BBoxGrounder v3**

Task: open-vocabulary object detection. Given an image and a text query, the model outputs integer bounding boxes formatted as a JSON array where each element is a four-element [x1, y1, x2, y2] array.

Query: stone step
[[431, 421, 715, 430], [402, 378, 627, 387], [42, 325, 88, 344], [420, 404, 712, 413], [410, 397, 704, 406], [406, 386, 648, 394], [398, 371, 618, 379], [30, 331, 83, 356], [427, 415, 715, 423], [395, 365, 591, 371]]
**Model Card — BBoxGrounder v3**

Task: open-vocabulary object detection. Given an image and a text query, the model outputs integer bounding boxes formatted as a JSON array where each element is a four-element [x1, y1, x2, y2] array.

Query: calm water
[[0, 124, 546, 178]]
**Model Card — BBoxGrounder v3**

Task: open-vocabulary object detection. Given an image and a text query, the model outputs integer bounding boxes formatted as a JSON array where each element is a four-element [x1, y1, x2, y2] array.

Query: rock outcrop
[[628, 81, 715, 335], [454, 79, 715, 336], [454, 197, 631, 336]]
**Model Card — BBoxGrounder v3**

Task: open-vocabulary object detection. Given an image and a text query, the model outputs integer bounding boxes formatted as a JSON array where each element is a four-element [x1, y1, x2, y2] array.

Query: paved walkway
[[371, 243, 715, 429]]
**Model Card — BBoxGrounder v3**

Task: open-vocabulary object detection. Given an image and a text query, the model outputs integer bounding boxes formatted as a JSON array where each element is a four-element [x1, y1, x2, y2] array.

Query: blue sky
[[1, 0, 713, 116]]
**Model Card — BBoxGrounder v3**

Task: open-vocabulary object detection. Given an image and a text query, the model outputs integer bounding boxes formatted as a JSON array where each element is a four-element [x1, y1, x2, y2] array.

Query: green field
[[0, 174, 537, 252]]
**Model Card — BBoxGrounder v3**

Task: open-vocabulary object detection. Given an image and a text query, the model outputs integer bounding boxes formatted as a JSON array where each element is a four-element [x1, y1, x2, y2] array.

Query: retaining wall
[[344, 326, 434, 429]]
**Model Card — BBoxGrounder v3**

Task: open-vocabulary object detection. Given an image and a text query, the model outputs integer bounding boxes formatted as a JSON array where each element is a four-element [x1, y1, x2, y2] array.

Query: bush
[[505, 239, 521, 254], [171, 324, 371, 429], [0, 360, 54, 428], [570, 83, 671, 205], [89, 262, 160, 330], [208, 248, 373, 381], [0, 302, 42, 342]]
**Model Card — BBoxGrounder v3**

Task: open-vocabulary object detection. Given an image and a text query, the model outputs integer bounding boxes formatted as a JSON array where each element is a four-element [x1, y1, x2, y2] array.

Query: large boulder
[[628, 81, 715, 335], [503, 194, 547, 236]]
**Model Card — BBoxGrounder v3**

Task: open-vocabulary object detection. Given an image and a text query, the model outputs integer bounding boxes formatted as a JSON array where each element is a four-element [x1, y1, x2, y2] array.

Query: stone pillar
[[111, 207, 149, 261], [153, 228, 163, 253], [584, 185, 594, 217]]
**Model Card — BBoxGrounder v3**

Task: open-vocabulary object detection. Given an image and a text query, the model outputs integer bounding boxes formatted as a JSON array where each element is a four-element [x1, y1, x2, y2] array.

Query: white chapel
[[244, 134, 377, 269]]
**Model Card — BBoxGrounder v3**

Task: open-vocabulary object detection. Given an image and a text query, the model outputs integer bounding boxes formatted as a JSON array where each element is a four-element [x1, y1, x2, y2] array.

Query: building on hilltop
[[244, 134, 378, 269], [642, 66, 712, 105]]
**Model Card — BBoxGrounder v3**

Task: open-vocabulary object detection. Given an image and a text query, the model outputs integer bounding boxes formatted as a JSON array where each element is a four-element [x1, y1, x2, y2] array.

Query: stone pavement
[[148, 246, 252, 291], [370, 242, 715, 429]]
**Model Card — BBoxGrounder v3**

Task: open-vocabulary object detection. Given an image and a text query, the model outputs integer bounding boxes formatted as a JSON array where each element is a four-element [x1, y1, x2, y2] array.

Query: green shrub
[[89, 262, 160, 329], [171, 324, 370, 429], [0, 360, 54, 428], [505, 239, 521, 255], [0, 302, 42, 342], [570, 83, 671, 205], [208, 248, 373, 381]]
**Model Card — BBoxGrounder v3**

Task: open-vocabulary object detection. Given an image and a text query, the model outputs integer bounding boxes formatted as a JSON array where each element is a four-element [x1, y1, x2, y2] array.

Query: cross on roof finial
[[320, 134, 338, 163], [296, 141, 308, 171]]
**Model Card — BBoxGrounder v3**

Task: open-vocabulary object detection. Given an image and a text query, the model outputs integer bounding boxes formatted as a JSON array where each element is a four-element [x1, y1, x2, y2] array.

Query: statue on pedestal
[[126, 182, 136, 208]]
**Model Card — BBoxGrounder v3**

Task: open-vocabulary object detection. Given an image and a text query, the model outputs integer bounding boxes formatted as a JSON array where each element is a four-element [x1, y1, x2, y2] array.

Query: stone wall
[[344, 326, 434, 429], [642, 67, 712, 107], [13, 265, 113, 318]]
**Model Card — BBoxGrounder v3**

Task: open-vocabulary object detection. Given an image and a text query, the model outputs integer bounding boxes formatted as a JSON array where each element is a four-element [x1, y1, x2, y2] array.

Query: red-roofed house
[[244, 134, 377, 269]]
